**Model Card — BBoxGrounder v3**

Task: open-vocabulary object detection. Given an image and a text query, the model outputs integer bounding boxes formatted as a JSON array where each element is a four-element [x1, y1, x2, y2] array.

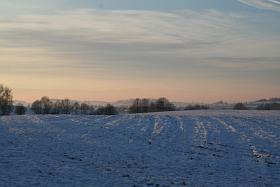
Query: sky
[[0, 0, 280, 103]]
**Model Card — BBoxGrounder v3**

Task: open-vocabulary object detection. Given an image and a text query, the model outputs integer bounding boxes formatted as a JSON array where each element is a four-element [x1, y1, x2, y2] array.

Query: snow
[[0, 111, 279, 186]]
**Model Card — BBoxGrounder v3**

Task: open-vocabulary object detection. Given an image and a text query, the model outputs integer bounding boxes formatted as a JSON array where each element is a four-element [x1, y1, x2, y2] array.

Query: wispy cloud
[[238, 0, 280, 11], [1, 9, 278, 68], [1, 8, 280, 101], [0, 9, 240, 72]]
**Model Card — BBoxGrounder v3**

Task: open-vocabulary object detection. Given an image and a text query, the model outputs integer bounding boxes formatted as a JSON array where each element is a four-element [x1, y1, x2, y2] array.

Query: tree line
[[31, 96, 118, 115], [233, 102, 280, 110], [256, 103, 280, 110], [184, 104, 209, 110], [1, 84, 280, 116], [129, 98, 176, 113], [0, 85, 118, 116], [0, 85, 13, 115]]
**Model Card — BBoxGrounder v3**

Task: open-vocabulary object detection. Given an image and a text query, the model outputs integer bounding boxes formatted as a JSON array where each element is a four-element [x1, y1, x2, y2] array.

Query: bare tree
[[72, 102, 80, 114], [41, 96, 53, 114], [15, 105, 27, 115], [0, 85, 13, 116], [155, 97, 175, 112], [129, 98, 141, 113], [96, 104, 117, 115], [60, 99, 72, 114], [129, 97, 175, 113], [233, 103, 248, 110], [80, 103, 90, 115], [31, 100, 43, 114], [51, 100, 62, 114]]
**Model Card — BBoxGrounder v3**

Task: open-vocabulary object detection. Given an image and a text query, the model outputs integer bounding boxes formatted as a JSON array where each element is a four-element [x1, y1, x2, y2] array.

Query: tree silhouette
[[129, 97, 175, 113], [80, 103, 90, 115], [15, 105, 26, 115], [41, 96, 53, 114], [60, 99, 72, 114], [96, 104, 117, 115], [0, 84, 13, 116], [233, 103, 248, 110], [31, 100, 43, 114], [72, 102, 80, 114]]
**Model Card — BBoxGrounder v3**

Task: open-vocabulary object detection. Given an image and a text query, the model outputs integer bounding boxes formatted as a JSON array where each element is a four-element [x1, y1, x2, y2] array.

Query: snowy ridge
[[0, 111, 279, 186]]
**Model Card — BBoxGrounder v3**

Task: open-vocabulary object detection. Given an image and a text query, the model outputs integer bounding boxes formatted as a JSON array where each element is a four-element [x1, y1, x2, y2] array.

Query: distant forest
[[0, 84, 279, 116]]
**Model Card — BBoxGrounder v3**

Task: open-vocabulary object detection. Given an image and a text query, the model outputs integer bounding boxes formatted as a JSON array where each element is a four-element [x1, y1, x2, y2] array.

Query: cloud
[[1, 8, 280, 101], [238, 0, 280, 11], [0, 9, 237, 45], [0, 9, 243, 72], [1, 9, 279, 66]]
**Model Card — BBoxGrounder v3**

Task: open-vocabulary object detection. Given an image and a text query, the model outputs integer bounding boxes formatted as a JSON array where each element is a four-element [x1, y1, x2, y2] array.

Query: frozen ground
[[0, 111, 279, 186]]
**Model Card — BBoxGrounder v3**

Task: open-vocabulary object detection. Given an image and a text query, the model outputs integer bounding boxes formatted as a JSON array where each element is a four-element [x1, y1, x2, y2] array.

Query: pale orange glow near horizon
[[1, 5, 279, 102], [9, 78, 280, 103], [13, 90, 280, 104]]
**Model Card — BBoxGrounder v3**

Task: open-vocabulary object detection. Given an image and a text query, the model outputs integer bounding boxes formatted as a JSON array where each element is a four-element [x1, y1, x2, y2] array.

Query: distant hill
[[112, 99, 192, 107], [112, 99, 135, 107], [14, 97, 280, 109], [14, 100, 30, 106], [209, 101, 233, 110], [82, 100, 109, 106], [255, 98, 280, 103], [69, 99, 192, 108]]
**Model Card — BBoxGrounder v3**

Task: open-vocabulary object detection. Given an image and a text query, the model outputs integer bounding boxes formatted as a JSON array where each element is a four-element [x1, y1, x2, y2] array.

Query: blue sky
[[0, 0, 273, 11], [0, 0, 279, 12], [0, 0, 279, 102]]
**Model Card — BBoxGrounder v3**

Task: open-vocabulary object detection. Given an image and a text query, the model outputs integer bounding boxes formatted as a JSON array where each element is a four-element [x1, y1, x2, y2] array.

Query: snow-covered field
[[0, 111, 279, 186]]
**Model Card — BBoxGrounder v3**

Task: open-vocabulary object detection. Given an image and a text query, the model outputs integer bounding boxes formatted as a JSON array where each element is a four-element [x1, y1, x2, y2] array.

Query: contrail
[[268, 0, 280, 5], [238, 0, 280, 11]]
